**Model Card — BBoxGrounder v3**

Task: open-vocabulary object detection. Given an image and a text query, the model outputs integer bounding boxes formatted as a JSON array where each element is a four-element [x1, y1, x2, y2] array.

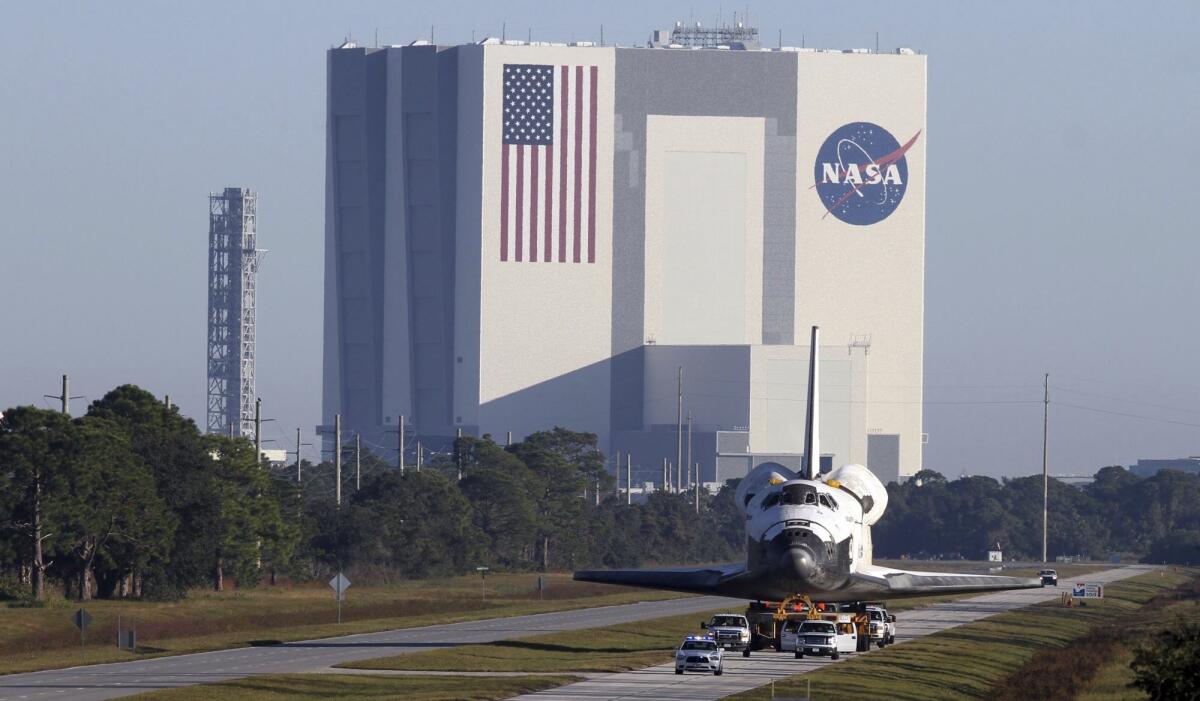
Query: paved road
[[0, 566, 1153, 701], [0, 596, 739, 701], [512, 565, 1157, 700]]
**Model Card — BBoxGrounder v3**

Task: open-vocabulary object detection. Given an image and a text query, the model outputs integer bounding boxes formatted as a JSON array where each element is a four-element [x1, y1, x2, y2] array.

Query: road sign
[[328, 573, 351, 600], [1072, 582, 1104, 599], [329, 572, 351, 624], [73, 608, 92, 630]]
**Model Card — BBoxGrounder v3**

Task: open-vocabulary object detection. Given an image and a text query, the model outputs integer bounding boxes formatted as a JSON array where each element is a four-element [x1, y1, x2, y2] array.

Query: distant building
[[1130, 458, 1200, 478], [322, 28, 927, 486]]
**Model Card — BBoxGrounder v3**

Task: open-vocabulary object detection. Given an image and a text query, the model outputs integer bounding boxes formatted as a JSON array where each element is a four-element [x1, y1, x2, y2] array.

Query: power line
[[1051, 401, 1200, 429]]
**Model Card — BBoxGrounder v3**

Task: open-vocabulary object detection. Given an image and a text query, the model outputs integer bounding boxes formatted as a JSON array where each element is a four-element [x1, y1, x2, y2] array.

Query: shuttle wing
[[573, 562, 748, 596], [852, 565, 1042, 597]]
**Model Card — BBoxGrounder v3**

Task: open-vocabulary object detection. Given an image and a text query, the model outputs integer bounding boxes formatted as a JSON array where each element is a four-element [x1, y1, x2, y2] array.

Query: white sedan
[[675, 637, 724, 675]]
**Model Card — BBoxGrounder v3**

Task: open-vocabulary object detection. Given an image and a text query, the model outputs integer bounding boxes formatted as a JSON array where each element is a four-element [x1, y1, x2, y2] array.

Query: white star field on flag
[[503, 64, 554, 145]]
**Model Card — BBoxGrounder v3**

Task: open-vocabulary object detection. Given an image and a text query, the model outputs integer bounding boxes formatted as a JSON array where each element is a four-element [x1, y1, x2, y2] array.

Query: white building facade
[[323, 38, 927, 485]]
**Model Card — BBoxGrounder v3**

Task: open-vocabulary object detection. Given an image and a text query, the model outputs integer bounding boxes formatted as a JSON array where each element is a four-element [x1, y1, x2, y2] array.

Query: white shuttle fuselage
[[575, 326, 1041, 603]]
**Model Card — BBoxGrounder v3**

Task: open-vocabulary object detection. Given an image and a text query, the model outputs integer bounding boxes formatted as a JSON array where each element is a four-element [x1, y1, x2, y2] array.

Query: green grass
[[342, 610, 721, 673], [1075, 589, 1200, 701], [725, 568, 1196, 701], [0, 572, 683, 675], [341, 590, 982, 674], [123, 673, 578, 700], [1075, 645, 1142, 701]]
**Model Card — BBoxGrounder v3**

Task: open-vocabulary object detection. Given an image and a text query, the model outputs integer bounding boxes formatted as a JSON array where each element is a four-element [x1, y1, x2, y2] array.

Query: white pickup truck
[[700, 614, 752, 656], [781, 617, 859, 660], [866, 606, 896, 648]]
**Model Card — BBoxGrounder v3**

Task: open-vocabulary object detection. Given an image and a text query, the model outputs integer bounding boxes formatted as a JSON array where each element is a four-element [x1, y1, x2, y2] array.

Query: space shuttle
[[575, 326, 1041, 602]]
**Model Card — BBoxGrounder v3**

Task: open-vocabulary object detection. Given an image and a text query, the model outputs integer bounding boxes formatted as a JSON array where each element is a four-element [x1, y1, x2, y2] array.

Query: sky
[[1, 0, 1197, 477]]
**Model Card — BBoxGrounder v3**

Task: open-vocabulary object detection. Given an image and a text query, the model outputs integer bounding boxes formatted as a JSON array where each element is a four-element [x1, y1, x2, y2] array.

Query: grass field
[[726, 567, 1197, 701], [340, 589, 981, 674], [1074, 576, 1200, 701], [0, 572, 682, 675], [125, 673, 578, 700]]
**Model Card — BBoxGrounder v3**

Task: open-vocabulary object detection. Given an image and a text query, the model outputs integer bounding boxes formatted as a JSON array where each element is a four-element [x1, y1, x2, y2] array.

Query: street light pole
[[1042, 373, 1049, 564]]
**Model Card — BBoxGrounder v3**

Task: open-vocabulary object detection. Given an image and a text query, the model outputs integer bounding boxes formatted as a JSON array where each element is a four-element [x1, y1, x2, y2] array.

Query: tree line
[[0, 385, 743, 601], [874, 467, 1200, 562], [2, 383, 1197, 602]]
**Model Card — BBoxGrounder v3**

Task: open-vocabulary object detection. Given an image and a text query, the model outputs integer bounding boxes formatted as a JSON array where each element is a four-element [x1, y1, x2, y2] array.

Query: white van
[[781, 616, 859, 660]]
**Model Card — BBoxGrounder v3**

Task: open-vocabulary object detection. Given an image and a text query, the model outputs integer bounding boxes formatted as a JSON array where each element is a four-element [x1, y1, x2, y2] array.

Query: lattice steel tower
[[207, 188, 263, 436]]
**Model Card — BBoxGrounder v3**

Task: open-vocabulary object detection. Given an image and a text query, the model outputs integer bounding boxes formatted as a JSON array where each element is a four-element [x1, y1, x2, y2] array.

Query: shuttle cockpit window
[[781, 483, 817, 506], [761, 492, 780, 509], [818, 494, 837, 510]]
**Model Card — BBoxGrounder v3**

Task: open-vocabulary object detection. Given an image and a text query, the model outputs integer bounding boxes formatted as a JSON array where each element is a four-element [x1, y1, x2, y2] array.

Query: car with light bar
[[675, 636, 724, 675]]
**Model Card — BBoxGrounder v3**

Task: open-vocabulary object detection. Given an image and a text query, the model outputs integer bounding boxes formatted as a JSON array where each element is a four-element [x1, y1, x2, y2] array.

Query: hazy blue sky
[[2, 1, 1197, 477]]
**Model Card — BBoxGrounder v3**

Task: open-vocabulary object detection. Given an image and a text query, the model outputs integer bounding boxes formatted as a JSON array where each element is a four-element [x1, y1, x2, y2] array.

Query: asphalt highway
[[0, 595, 738, 701], [511, 565, 1157, 700], [0, 565, 1154, 701]]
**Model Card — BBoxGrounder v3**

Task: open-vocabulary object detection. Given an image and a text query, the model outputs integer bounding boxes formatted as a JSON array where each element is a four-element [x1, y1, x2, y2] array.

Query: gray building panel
[[609, 48, 800, 437], [326, 48, 392, 443], [399, 45, 459, 437]]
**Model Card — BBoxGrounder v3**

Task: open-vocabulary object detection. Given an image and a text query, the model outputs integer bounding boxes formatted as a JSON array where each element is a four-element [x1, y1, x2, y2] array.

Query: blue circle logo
[[814, 122, 920, 226]]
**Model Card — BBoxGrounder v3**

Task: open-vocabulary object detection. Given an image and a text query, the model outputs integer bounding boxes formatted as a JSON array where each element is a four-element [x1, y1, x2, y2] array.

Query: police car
[[675, 635, 724, 675]]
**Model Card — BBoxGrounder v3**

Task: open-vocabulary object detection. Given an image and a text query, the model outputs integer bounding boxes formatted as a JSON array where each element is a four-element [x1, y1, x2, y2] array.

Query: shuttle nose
[[781, 547, 818, 581]]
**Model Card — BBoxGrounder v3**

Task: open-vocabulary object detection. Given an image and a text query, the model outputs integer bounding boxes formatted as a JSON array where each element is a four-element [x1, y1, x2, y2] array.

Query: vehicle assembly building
[[322, 25, 927, 485]]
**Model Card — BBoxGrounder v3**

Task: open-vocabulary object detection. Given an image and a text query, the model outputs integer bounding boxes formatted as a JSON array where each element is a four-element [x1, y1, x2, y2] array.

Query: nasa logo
[[813, 122, 921, 226]]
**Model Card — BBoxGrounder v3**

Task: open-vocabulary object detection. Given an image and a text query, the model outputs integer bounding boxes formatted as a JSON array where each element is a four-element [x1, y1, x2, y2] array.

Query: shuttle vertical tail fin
[[804, 325, 820, 480]]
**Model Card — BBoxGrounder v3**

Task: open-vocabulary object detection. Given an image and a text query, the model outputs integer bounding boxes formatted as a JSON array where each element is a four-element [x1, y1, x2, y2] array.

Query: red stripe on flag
[[558, 66, 568, 263], [515, 145, 524, 262], [530, 146, 539, 262], [588, 66, 598, 264], [544, 147, 553, 262], [573, 65, 583, 263], [500, 145, 509, 261]]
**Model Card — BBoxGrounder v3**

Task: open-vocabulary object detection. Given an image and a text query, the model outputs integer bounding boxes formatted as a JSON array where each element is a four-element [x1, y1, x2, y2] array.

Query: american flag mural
[[500, 63, 598, 263]]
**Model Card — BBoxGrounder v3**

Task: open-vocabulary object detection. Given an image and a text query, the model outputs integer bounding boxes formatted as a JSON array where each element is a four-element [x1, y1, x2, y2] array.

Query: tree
[[1142, 530, 1200, 565], [511, 431, 589, 570], [203, 435, 296, 591], [54, 417, 174, 600], [87, 386, 220, 598], [0, 407, 73, 600], [1130, 621, 1200, 700]]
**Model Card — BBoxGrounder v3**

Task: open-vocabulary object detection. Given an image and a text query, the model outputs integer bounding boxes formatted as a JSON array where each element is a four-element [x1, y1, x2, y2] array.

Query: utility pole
[[676, 366, 684, 493], [294, 428, 304, 482], [695, 463, 700, 513], [686, 411, 693, 489], [254, 397, 262, 459], [626, 454, 632, 505], [334, 414, 342, 507], [662, 458, 668, 493], [416, 441, 423, 471], [506, 430, 512, 447], [387, 414, 406, 475], [456, 427, 464, 480], [355, 433, 361, 492], [614, 451, 621, 497], [1042, 373, 1049, 564], [164, 394, 171, 413], [44, 374, 82, 416]]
